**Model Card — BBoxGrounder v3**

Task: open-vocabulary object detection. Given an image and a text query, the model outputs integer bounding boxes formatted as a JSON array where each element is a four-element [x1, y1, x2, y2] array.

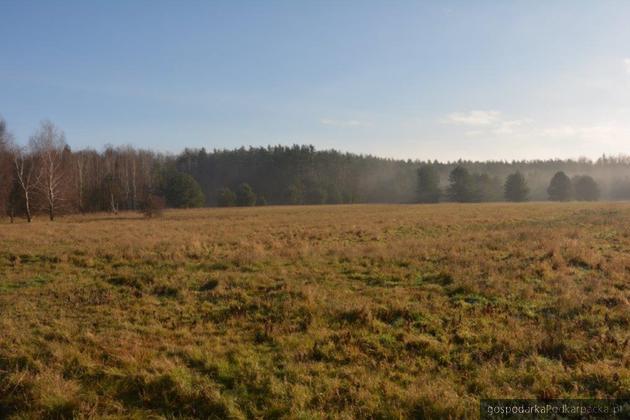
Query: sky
[[1, 0, 630, 161]]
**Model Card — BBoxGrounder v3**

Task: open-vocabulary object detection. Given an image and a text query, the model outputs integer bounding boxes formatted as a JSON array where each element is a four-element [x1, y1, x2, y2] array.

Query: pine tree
[[573, 175, 599, 201], [504, 172, 529, 202], [447, 166, 474, 202], [417, 165, 441, 203], [161, 170, 205, 208], [547, 171, 573, 201]]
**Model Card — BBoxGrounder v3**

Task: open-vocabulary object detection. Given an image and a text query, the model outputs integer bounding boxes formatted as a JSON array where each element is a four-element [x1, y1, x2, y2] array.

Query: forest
[[2, 117, 630, 220]]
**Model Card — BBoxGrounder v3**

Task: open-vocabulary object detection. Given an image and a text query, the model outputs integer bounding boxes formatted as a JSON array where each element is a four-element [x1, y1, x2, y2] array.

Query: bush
[[236, 183, 256, 207], [140, 194, 166, 218], [217, 187, 236, 207]]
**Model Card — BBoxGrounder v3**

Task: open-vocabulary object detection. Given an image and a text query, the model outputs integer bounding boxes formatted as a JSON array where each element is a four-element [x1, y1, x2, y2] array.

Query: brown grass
[[0, 203, 629, 418]]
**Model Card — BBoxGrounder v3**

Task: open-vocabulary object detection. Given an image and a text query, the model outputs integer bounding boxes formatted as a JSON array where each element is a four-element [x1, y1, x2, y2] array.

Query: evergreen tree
[[504, 172, 529, 202], [573, 175, 600, 201], [236, 183, 256, 206], [448, 165, 474, 202], [161, 170, 205, 208], [547, 171, 573, 201], [417, 165, 441, 203]]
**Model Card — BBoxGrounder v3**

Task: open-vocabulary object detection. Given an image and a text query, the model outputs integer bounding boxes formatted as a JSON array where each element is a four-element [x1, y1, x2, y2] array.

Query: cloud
[[443, 110, 530, 135], [444, 110, 501, 126], [440, 109, 630, 154], [625, 58, 630, 74], [320, 118, 369, 127]]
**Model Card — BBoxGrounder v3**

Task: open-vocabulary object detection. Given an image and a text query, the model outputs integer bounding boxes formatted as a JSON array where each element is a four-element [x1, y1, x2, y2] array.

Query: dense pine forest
[[175, 146, 630, 205], [2, 118, 630, 220]]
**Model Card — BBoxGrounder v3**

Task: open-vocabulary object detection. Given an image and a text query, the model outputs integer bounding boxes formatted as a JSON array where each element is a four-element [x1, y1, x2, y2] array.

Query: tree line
[[175, 146, 630, 206], [417, 165, 601, 203], [0, 119, 205, 222], [2, 116, 630, 221]]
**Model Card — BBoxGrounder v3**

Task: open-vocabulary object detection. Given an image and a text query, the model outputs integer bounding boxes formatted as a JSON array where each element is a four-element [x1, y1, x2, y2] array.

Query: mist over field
[[3, 125, 630, 217]]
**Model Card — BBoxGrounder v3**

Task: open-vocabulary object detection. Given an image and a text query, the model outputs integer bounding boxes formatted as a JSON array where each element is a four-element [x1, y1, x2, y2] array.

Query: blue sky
[[2, 0, 630, 161]]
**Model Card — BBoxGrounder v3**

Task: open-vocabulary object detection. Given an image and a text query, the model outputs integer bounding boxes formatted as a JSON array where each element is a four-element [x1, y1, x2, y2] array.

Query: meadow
[[0, 203, 628, 419]]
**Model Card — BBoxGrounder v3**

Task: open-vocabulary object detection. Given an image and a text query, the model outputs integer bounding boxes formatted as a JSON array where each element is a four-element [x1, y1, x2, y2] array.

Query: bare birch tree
[[13, 148, 36, 222], [30, 121, 68, 221]]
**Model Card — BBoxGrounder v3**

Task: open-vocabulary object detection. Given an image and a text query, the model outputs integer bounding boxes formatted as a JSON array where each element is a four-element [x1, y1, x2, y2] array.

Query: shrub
[[236, 183, 256, 207], [217, 187, 236, 207], [140, 194, 166, 218]]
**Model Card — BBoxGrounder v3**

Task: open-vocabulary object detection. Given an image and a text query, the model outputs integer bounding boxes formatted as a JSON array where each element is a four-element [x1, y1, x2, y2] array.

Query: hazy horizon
[[2, 0, 630, 161]]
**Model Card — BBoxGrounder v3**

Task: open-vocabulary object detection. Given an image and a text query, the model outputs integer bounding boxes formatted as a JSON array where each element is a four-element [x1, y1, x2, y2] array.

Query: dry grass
[[0, 203, 629, 418]]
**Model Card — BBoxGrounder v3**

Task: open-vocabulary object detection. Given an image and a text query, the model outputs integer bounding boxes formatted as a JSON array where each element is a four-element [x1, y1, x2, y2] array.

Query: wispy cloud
[[320, 118, 370, 128], [444, 110, 501, 126], [442, 110, 529, 135], [624, 58, 630, 74], [443, 109, 630, 147]]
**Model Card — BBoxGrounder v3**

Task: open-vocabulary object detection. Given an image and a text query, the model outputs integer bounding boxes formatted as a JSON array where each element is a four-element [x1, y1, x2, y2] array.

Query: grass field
[[0, 203, 629, 418]]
